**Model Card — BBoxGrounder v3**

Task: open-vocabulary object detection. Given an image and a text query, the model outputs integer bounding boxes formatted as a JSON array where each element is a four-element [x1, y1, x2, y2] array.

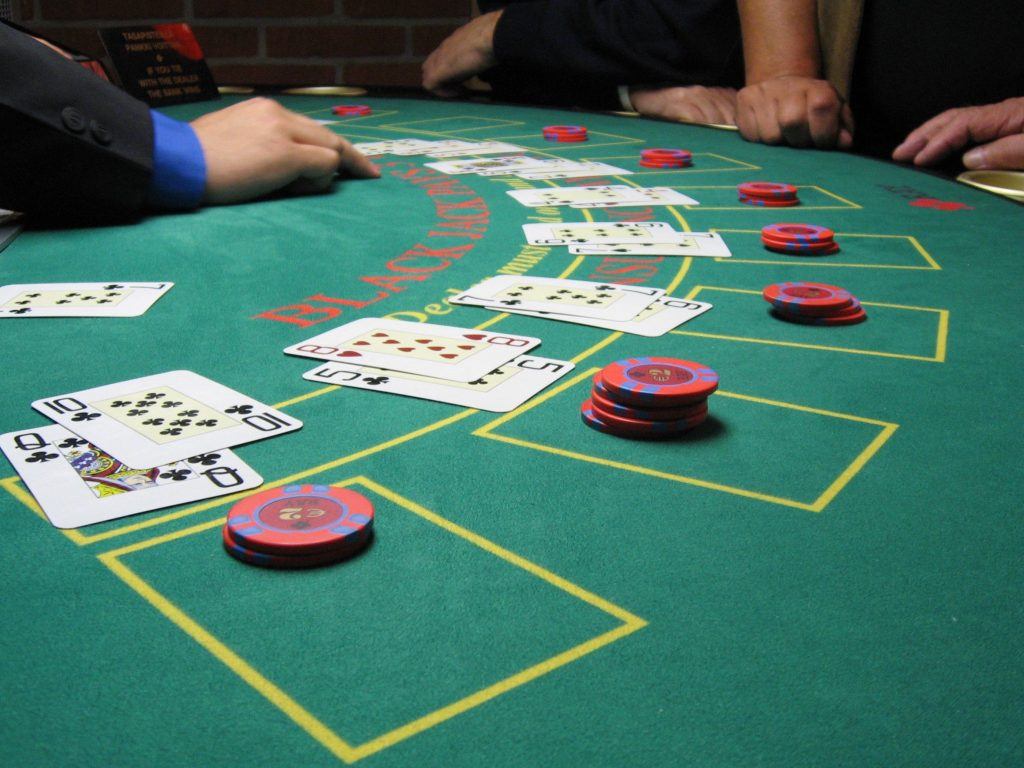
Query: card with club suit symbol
[[0, 282, 173, 318]]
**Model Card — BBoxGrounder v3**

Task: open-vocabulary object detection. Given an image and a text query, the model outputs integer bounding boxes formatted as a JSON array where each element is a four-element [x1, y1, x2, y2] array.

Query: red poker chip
[[582, 398, 706, 436], [543, 134, 588, 142], [738, 182, 798, 199], [226, 484, 374, 556], [761, 235, 840, 254], [761, 223, 834, 243], [641, 148, 692, 159], [774, 298, 863, 319], [581, 400, 705, 440], [770, 307, 868, 326], [640, 159, 690, 168], [222, 525, 370, 569], [739, 195, 801, 207], [591, 385, 708, 421], [598, 356, 719, 407], [332, 104, 372, 116], [762, 282, 854, 315]]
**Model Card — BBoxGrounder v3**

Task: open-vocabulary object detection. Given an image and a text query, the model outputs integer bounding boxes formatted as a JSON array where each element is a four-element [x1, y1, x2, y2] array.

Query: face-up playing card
[[32, 371, 301, 468], [424, 155, 542, 175], [426, 141, 527, 158], [514, 162, 633, 180], [350, 139, 439, 156], [450, 275, 664, 321], [500, 297, 713, 337], [0, 424, 262, 529], [0, 282, 173, 318], [302, 354, 574, 412], [571, 187, 701, 208], [567, 232, 732, 258], [284, 317, 541, 383], [523, 221, 690, 246], [507, 185, 650, 207]]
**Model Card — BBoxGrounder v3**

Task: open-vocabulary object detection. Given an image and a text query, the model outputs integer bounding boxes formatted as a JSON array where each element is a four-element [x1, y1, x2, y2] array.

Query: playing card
[[302, 354, 574, 412], [350, 139, 439, 156], [32, 370, 301, 468], [571, 187, 701, 208], [284, 317, 541, 383], [426, 141, 527, 158], [567, 232, 732, 258], [0, 424, 262, 529], [501, 297, 713, 337], [522, 221, 690, 245], [0, 282, 173, 318], [424, 155, 541, 175], [515, 162, 633, 180], [506, 185, 652, 207], [450, 275, 664, 321]]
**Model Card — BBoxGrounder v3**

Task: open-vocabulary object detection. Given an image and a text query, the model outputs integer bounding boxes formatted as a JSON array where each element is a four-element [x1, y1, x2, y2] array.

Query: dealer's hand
[[630, 86, 738, 126], [422, 11, 502, 97], [737, 75, 853, 149], [191, 98, 379, 205], [893, 97, 1024, 170]]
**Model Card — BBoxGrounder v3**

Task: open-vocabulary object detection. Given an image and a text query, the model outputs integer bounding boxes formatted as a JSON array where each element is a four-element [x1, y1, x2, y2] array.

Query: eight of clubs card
[[284, 317, 541, 383]]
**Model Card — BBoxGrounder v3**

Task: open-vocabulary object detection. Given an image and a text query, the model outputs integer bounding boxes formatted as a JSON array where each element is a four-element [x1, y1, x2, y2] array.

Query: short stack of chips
[[640, 148, 692, 168], [543, 125, 587, 142], [581, 356, 718, 439], [761, 223, 839, 255], [223, 484, 374, 569], [332, 104, 372, 116], [762, 281, 867, 325], [738, 181, 800, 207]]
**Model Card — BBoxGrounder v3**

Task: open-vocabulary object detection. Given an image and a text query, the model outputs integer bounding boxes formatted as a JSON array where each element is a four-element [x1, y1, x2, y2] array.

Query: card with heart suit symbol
[[283, 318, 542, 383]]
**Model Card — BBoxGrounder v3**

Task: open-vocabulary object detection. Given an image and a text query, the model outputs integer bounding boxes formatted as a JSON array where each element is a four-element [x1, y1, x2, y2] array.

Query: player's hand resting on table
[[422, 11, 502, 97], [629, 86, 738, 126], [190, 98, 379, 205], [892, 96, 1024, 170], [737, 75, 854, 149]]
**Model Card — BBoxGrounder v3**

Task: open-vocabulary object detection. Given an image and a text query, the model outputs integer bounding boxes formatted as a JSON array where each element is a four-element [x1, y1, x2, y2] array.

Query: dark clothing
[[0, 22, 154, 222], [479, 0, 743, 109], [850, 0, 1024, 162]]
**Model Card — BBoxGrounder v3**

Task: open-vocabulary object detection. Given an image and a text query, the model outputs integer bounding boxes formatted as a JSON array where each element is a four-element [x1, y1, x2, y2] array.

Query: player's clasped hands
[[736, 75, 854, 150], [892, 96, 1024, 170], [190, 98, 380, 205]]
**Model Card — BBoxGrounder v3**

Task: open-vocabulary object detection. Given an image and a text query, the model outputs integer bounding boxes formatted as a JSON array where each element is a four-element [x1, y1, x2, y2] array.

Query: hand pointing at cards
[[191, 98, 380, 205]]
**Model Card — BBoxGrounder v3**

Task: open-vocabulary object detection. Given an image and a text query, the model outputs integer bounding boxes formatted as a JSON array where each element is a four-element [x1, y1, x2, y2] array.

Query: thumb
[[963, 134, 1024, 170], [837, 103, 855, 150]]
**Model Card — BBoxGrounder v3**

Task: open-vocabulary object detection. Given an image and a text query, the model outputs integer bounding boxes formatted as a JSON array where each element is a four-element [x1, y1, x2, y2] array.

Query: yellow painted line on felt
[[669, 329, 944, 363], [104, 475, 646, 762], [809, 422, 899, 512], [351, 621, 643, 761], [476, 369, 895, 512], [98, 553, 361, 764], [0, 476, 91, 545], [69, 409, 479, 545], [274, 385, 338, 410]]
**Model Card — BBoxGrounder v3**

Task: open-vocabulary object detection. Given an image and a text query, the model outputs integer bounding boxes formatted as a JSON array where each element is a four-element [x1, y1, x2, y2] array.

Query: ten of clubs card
[[31, 370, 301, 468], [450, 275, 664, 321], [284, 317, 541, 383], [0, 424, 262, 529]]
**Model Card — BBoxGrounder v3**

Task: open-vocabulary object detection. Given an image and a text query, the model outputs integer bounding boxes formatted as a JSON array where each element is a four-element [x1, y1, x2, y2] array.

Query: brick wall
[[15, 0, 474, 88]]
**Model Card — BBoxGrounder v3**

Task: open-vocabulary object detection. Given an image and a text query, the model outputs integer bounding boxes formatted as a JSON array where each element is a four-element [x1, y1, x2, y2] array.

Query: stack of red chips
[[542, 125, 588, 142], [738, 181, 800, 207], [581, 356, 718, 439], [639, 148, 692, 168], [762, 281, 867, 326], [760, 223, 840, 255], [332, 104, 372, 116]]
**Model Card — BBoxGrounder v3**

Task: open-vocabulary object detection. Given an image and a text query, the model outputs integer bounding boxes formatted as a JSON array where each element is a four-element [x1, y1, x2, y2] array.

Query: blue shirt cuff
[[147, 111, 206, 210]]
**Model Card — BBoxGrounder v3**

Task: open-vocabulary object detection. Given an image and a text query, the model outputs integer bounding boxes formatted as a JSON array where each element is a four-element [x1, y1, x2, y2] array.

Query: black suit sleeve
[[0, 23, 154, 223], [485, 0, 742, 90]]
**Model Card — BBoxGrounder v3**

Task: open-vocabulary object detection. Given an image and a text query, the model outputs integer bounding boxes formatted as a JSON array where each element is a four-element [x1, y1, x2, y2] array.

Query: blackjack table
[[2, 93, 1022, 767]]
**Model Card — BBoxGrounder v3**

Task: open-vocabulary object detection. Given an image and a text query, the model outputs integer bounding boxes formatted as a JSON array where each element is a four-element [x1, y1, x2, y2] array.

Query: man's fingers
[[806, 88, 841, 148], [912, 116, 974, 166], [963, 134, 1024, 170], [893, 108, 959, 161]]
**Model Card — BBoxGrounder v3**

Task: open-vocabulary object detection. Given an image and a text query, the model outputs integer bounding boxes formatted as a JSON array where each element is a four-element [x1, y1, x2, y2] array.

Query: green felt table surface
[[1, 95, 1022, 767]]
